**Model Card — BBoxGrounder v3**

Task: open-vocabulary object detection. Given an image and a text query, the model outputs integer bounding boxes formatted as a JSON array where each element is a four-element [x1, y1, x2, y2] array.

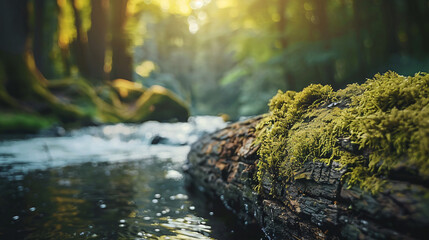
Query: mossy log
[[186, 116, 429, 239], [186, 71, 429, 240]]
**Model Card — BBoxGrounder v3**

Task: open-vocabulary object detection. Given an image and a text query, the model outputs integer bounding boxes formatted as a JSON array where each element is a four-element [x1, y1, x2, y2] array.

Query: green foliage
[[255, 72, 429, 194], [6, 0, 429, 123], [185, 0, 429, 117], [220, 68, 248, 86], [12, 0, 429, 120]]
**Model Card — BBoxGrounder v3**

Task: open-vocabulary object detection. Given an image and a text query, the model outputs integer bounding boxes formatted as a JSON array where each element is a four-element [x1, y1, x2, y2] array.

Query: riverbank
[[0, 116, 267, 239]]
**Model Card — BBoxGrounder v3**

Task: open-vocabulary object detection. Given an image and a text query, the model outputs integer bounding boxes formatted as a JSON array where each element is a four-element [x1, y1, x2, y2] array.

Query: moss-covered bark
[[186, 71, 429, 239], [255, 71, 429, 194]]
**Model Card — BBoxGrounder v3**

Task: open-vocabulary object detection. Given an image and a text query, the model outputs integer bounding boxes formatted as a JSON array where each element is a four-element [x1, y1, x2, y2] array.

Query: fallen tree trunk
[[185, 116, 429, 239]]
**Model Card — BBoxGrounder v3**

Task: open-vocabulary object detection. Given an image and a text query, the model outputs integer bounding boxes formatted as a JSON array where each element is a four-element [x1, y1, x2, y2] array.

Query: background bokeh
[[2, 0, 429, 120]]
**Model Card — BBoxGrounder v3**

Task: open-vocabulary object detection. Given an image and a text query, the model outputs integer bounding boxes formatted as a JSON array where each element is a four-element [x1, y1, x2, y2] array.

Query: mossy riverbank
[[0, 50, 190, 134], [0, 77, 190, 134]]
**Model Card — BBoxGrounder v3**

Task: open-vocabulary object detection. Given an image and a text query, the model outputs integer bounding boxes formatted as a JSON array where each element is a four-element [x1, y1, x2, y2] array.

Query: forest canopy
[[1, 0, 429, 132]]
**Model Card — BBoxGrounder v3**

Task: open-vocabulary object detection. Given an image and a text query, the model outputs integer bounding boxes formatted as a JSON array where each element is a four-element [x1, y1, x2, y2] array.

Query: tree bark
[[0, 1, 28, 55], [87, 0, 109, 83], [33, 0, 58, 79], [405, 0, 429, 55], [313, 0, 336, 88], [277, 0, 288, 49], [0, 0, 84, 120], [381, 0, 400, 56], [33, 0, 46, 76], [71, 0, 90, 78], [352, 0, 367, 81], [186, 115, 429, 239], [110, 0, 133, 81], [277, 0, 297, 91], [0, 0, 33, 98]]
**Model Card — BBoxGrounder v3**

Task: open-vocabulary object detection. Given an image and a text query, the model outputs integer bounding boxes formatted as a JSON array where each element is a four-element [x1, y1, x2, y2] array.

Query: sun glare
[[136, 61, 157, 77]]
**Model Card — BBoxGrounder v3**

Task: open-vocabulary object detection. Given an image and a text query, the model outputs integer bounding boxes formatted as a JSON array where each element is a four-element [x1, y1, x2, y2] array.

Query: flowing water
[[0, 117, 265, 240]]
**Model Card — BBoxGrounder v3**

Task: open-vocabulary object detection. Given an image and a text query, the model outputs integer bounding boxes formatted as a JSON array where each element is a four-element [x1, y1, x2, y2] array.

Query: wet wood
[[185, 116, 429, 239]]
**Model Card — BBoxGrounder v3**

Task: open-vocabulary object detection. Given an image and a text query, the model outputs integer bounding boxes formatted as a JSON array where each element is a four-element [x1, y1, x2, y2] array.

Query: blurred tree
[[190, 0, 429, 117], [71, 0, 90, 78], [313, 0, 335, 86], [0, 0, 33, 99], [405, 0, 429, 55], [110, 0, 133, 81], [352, 0, 367, 80], [2, 0, 429, 119], [88, 0, 109, 82], [33, 0, 59, 78], [382, 0, 400, 56], [0, 0, 83, 120], [277, 0, 297, 90]]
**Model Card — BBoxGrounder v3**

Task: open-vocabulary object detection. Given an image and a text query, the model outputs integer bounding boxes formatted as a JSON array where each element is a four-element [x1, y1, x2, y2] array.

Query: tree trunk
[[33, 0, 46, 76], [87, 0, 109, 83], [277, 0, 288, 49], [0, 1, 28, 55], [405, 0, 429, 55], [0, 0, 83, 120], [110, 0, 133, 81], [54, 1, 71, 77], [0, 0, 33, 98], [33, 0, 58, 79], [71, 0, 90, 78], [277, 0, 296, 91], [352, 0, 367, 81], [313, 0, 336, 88], [381, 0, 399, 56]]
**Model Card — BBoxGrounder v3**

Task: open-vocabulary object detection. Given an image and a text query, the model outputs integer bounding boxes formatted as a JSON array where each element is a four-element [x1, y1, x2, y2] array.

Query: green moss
[[254, 84, 335, 192], [127, 85, 190, 122], [48, 79, 190, 124], [255, 72, 429, 194], [0, 112, 56, 133]]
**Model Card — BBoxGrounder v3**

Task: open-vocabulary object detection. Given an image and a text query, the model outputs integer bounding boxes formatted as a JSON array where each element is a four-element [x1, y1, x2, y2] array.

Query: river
[[0, 117, 265, 240]]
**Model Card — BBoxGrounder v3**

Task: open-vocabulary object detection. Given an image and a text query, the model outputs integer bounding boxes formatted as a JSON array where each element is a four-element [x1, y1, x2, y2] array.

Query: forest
[[1, 1, 429, 239], [1, 0, 429, 131]]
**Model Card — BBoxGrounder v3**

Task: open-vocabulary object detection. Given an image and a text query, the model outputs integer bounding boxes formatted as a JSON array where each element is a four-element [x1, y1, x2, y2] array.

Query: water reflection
[[1, 160, 194, 239], [0, 117, 265, 239]]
